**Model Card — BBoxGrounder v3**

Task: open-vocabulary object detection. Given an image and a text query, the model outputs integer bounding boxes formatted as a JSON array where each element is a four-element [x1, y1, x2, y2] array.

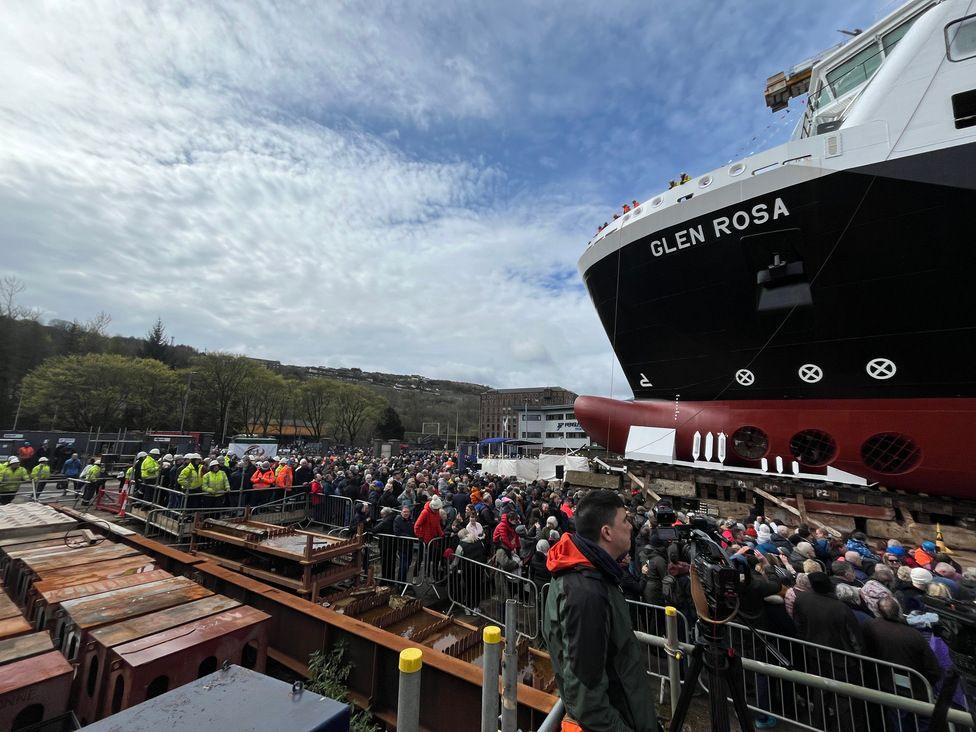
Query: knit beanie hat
[[910, 567, 933, 590]]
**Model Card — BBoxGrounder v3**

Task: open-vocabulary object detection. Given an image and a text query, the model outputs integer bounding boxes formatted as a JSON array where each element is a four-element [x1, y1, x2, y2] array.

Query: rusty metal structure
[[0, 637, 73, 730], [73, 595, 245, 724], [189, 514, 363, 601], [0, 505, 558, 730]]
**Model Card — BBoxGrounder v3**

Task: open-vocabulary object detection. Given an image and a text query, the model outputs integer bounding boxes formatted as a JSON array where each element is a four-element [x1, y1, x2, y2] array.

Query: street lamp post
[[11, 389, 23, 430], [179, 371, 195, 433]]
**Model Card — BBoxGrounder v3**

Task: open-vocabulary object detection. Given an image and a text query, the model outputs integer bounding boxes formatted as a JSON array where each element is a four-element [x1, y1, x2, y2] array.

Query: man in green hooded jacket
[[543, 489, 657, 732]]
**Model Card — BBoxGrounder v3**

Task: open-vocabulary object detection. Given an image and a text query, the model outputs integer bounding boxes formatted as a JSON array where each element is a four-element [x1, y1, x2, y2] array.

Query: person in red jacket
[[413, 496, 444, 544], [493, 511, 520, 554]]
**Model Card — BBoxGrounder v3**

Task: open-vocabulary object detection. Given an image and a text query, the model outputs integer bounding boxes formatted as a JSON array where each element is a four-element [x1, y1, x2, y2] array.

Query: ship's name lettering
[[648, 198, 790, 258]]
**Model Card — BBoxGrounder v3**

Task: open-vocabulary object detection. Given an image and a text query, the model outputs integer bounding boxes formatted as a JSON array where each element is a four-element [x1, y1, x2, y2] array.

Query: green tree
[[297, 378, 338, 441], [375, 405, 405, 440], [191, 353, 252, 441], [20, 353, 180, 430], [142, 317, 170, 363], [333, 383, 386, 446]]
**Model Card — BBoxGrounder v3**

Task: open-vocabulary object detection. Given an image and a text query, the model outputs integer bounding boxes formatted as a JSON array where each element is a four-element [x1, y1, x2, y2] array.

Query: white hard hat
[[149, 448, 160, 456], [186, 452, 201, 460], [137, 451, 148, 459], [162, 454, 173, 461], [9, 457, 19, 464], [38, 457, 49, 462], [209, 460, 220, 467]]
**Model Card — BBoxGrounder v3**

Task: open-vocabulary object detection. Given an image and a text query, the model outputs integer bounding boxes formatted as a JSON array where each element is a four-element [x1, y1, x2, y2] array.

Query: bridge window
[[946, 13, 976, 61], [827, 43, 883, 99]]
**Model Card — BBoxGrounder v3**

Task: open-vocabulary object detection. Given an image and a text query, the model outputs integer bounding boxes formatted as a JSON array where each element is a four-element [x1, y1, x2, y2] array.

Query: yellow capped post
[[665, 606, 677, 617], [399, 647, 423, 673], [482, 625, 502, 731], [397, 647, 423, 732]]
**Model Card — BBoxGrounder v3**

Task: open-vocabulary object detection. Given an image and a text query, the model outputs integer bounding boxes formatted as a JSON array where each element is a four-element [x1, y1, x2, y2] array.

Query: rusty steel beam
[[74, 596, 253, 724], [0, 631, 54, 665], [53, 577, 213, 659], [46, 510, 558, 730], [0, 650, 74, 730], [31, 568, 173, 631], [98, 606, 270, 722]]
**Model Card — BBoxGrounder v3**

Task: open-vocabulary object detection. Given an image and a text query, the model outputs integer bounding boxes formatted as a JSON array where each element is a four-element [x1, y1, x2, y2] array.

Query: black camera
[[652, 499, 677, 528], [688, 529, 743, 620]]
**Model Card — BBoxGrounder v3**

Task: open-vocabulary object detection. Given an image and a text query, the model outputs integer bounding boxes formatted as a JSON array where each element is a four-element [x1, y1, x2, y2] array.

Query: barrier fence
[[447, 553, 539, 640], [719, 619, 939, 732]]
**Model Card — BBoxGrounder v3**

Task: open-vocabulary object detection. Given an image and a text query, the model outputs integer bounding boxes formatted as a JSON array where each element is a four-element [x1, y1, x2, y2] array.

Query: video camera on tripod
[[651, 500, 789, 731], [650, 500, 743, 619]]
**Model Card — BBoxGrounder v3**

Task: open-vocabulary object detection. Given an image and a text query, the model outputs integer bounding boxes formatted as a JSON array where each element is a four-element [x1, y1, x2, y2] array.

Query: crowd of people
[[1, 441, 973, 727]]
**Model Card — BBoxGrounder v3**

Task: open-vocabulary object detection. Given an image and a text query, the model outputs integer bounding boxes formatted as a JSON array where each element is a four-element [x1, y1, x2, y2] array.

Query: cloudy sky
[[0, 1, 883, 396]]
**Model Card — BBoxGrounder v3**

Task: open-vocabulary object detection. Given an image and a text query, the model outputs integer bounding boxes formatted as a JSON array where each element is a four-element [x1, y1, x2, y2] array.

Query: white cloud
[[0, 0, 882, 400]]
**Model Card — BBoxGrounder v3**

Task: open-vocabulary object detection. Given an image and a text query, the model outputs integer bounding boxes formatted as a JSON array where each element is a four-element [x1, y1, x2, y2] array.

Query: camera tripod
[[668, 617, 754, 732]]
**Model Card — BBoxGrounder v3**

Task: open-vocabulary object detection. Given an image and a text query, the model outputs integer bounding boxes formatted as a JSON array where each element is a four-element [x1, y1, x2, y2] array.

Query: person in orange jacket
[[274, 458, 294, 503], [250, 460, 276, 506]]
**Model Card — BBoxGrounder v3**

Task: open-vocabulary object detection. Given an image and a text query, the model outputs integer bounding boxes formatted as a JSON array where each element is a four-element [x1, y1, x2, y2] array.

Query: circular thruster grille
[[860, 432, 921, 475], [731, 426, 769, 461], [789, 429, 837, 467]]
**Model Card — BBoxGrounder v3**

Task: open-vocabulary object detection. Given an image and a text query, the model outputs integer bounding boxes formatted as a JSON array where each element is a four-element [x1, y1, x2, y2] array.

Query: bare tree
[[0, 276, 41, 320], [297, 379, 337, 441], [85, 311, 112, 336]]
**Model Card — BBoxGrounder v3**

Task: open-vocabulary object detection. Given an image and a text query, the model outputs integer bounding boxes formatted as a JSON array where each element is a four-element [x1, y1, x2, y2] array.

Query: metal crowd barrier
[[368, 533, 424, 595], [634, 628, 975, 731], [717, 619, 940, 732], [309, 494, 354, 531], [447, 553, 539, 640], [627, 599, 693, 689]]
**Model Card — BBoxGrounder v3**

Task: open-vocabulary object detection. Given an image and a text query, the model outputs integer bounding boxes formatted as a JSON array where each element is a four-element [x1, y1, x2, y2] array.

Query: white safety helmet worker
[[149, 448, 161, 456], [38, 457, 49, 463], [137, 451, 148, 459], [209, 460, 220, 467], [8, 457, 19, 464], [162, 454, 174, 462]]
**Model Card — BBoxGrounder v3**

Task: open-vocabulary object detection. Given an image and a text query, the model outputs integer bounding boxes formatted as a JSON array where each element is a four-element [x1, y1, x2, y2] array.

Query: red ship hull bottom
[[574, 395, 976, 499]]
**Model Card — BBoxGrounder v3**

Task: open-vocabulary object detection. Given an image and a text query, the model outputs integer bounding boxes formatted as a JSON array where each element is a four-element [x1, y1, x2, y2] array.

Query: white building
[[518, 404, 590, 453]]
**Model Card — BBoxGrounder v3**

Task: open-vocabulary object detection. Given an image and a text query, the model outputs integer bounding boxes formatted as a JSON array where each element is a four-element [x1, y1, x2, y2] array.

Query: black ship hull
[[578, 141, 976, 496]]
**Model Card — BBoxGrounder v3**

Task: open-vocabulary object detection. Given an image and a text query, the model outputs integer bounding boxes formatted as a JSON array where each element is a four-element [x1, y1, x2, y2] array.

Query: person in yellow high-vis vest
[[178, 453, 204, 510], [201, 460, 230, 508], [0, 457, 29, 505], [30, 457, 52, 498]]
